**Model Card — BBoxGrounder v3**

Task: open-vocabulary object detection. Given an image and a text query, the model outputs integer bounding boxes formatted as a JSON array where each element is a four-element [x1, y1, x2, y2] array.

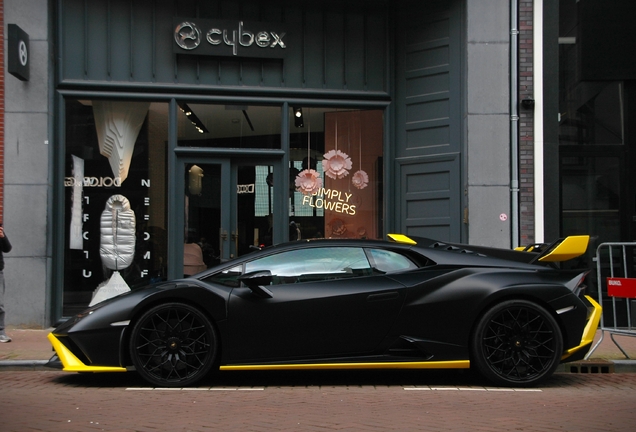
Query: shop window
[[560, 155, 621, 241], [288, 108, 384, 240], [63, 100, 168, 315], [558, 81, 624, 146], [177, 103, 281, 149]]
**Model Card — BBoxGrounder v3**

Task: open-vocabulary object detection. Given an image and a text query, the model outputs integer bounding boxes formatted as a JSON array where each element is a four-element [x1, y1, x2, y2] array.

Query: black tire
[[471, 299, 563, 387], [130, 302, 218, 387]]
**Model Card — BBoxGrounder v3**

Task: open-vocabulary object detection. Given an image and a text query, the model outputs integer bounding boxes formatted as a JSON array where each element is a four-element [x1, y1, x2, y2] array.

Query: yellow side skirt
[[561, 295, 603, 360], [47, 333, 127, 373], [220, 360, 470, 371]]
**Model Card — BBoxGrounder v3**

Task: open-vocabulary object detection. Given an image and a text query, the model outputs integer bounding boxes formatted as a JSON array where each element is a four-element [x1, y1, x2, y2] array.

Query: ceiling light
[[178, 102, 209, 133], [293, 107, 304, 128]]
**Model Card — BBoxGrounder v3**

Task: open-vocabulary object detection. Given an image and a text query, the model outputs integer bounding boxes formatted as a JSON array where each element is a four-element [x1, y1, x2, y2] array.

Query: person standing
[[0, 224, 12, 343]]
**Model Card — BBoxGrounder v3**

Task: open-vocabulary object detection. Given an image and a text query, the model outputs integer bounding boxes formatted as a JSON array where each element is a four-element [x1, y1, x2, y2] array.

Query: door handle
[[220, 228, 227, 260], [232, 230, 239, 258]]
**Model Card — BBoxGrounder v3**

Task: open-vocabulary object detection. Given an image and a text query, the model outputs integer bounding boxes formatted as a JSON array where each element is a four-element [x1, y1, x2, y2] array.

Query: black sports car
[[48, 234, 601, 387]]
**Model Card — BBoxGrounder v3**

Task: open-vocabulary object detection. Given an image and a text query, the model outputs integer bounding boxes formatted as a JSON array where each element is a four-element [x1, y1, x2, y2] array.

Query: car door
[[226, 246, 408, 362]]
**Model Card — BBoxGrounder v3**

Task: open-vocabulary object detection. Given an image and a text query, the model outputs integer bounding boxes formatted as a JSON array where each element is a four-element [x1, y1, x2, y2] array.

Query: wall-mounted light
[[521, 98, 535, 109], [293, 107, 304, 128], [178, 102, 209, 133]]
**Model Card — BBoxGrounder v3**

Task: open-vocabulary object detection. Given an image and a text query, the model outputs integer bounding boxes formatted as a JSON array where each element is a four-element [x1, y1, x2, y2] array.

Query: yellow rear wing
[[517, 235, 590, 263], [387, 233, 417, 245], [390, 233, 590, 264]]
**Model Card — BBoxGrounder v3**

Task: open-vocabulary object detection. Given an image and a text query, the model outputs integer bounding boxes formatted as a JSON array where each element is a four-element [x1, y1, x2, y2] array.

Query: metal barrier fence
[[586, 242, 636, 359]]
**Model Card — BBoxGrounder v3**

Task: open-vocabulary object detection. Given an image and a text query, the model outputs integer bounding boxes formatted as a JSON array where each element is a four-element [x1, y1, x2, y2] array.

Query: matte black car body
[[48, 235, 601, 387]]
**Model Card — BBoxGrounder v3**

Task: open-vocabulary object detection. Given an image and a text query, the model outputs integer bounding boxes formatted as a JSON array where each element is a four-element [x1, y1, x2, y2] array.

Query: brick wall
[[518, 0, 534, 244]]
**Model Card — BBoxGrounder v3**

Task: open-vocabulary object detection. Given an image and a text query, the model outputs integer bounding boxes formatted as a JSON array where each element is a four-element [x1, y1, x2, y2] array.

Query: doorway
[[177, 157, 281, 277]]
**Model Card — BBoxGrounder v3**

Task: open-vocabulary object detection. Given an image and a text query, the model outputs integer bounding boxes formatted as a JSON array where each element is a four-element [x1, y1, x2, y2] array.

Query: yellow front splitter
[[221, 360, 470, 371], [47, 333, 127, 373]]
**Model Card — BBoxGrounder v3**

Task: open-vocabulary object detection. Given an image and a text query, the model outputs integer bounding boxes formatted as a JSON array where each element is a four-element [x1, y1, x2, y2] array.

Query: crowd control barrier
[[585, 242, 636, 359]]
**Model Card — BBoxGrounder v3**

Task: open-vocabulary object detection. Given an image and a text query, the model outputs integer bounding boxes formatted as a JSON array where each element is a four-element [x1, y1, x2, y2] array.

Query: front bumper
[[47, 333, 127, 373]]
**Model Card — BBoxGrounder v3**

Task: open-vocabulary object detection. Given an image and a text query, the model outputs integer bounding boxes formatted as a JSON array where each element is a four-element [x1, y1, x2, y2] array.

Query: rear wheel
[[130, 302, 217, 387], [471, 300, 563, 387]]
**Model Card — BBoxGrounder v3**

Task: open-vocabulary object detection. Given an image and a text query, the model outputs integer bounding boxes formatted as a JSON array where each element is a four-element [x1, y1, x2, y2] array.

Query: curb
[[0, 360, 51, 371]]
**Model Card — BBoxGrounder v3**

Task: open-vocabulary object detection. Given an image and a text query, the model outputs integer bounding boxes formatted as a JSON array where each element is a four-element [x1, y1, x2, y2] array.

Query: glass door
[[233, 162, 276, 256], [179, 160, 230, 277], [177, 157, 279, 276]]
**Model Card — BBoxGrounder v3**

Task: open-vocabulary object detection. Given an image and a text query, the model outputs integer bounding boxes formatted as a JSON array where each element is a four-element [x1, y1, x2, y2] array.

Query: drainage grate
[[568, 362, 614, 374]]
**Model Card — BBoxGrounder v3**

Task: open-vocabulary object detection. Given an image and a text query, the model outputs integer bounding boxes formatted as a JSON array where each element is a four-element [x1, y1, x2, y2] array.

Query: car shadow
[[51, 368, 497, 388]]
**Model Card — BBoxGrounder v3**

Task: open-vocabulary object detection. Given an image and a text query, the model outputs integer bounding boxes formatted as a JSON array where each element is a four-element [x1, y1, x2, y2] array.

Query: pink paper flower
[[295, 169, 323, 195], [352, 170, 369, 189], [323, 149, 352, 179], [330, 218, 347, 236]]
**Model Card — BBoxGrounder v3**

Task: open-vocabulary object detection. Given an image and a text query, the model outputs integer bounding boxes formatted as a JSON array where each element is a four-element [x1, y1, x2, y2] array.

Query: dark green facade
[[50, 0, 472, 321]]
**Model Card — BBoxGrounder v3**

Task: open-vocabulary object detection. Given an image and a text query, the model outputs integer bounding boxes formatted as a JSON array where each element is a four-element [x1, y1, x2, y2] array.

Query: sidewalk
[[1, 326, 636, 372], [0, 327, 55, 370]]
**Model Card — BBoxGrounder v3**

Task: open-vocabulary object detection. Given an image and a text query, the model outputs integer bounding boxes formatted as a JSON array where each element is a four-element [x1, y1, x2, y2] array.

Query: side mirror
[[237, 270, 274, 298]]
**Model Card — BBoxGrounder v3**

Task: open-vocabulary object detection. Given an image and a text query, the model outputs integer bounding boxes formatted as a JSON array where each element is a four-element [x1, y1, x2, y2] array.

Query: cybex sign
[[173, 18, 288, 59]]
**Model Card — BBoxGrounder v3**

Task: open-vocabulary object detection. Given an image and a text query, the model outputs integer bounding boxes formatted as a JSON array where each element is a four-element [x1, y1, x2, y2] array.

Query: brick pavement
[[1, 370, 636, 431]]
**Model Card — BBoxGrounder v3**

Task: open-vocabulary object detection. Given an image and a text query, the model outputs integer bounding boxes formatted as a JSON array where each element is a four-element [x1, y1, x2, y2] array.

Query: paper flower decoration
[[330, 218, 347, 236], [352, 170, 369, 189], [295, 169, 323, 195], [323, 149, 353, 179]]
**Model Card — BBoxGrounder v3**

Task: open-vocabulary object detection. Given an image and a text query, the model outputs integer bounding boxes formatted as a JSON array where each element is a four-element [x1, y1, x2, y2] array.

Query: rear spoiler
[[515, 235, 590, 263], [388, 233, 590, 264]]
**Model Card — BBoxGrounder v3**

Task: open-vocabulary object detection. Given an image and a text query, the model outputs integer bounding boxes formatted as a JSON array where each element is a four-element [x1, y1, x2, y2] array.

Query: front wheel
[[130, 302, 218, 387], [470, 300, 563, 387]]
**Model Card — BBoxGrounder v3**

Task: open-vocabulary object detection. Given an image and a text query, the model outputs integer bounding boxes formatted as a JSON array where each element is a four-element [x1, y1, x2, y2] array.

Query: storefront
[[54, 0, 404, 316], [7, 0, 522, 327]]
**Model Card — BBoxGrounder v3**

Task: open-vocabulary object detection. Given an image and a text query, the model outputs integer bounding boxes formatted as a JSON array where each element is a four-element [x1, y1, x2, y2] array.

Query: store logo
[[237, 184, 255, 194], [173, 19, 288, 58], [8, 24, 29, 81], [174, 22, 201, 50], [18, 40, 28, 66], [65, 177, 122, 187], [301, 188, 357, 216]]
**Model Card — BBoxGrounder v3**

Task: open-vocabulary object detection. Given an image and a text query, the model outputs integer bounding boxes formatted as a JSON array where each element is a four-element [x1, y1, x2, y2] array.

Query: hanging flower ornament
[[295, 169, 323, 195], [351, 113, 368, 189], [352, 169, 369, 189], [323, 149, 352, 179], [295, 109, 324, 195]]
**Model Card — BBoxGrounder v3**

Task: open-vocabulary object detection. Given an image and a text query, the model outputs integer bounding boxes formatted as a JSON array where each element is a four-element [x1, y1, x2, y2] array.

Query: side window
[[366, 249, 418, 274], [201, 265, 243, 287], [245, 247, 372, 285]]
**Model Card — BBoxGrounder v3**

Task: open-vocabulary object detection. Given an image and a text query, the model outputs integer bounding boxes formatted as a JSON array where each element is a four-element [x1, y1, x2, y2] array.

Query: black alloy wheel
[[471, 299, 563, 387], [130, 302, 218, 387]]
